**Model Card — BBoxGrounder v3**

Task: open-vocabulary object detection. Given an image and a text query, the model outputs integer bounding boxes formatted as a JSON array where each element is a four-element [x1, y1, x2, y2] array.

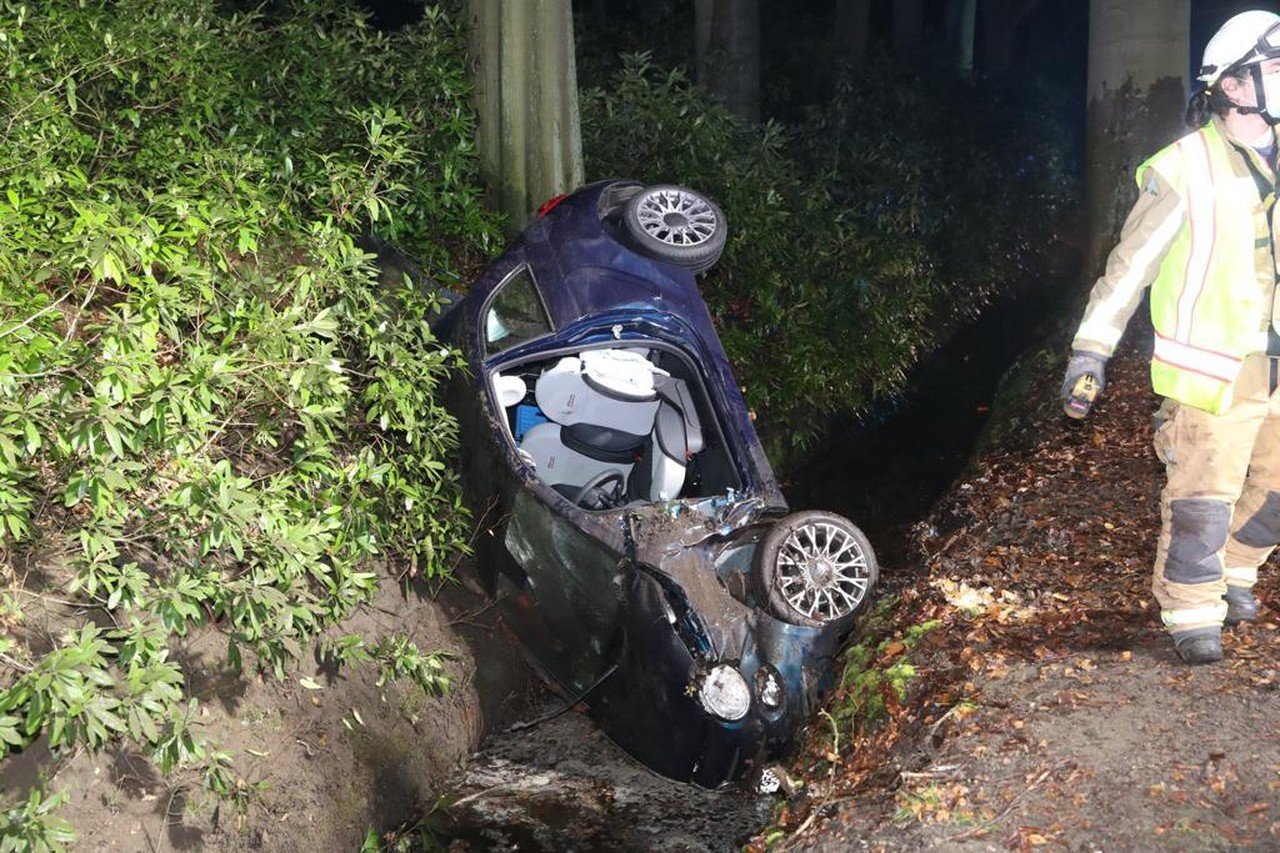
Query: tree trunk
[[835, 0, 871, 71], [950, 0, 977, 73], [1084, 0, 1189, 279], [892, 0, 924, 57], [696, 0, 713, 83], [978, 0, 1043, 73], [698, 0, 760, 123], [466, 0, 584, 232]]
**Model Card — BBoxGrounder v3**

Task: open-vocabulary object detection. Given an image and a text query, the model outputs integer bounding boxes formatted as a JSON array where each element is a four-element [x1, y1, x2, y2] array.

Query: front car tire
[[755, 511, 877, 629]]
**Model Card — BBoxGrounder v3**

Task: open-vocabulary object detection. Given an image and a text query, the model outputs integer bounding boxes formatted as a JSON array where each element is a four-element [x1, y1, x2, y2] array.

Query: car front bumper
[[588, 565, 842, 788]]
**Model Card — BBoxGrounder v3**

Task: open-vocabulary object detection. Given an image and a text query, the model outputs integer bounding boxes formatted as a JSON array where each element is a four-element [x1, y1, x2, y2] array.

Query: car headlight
[[755, 665, 784, 710], [698, 664, 751, 721]]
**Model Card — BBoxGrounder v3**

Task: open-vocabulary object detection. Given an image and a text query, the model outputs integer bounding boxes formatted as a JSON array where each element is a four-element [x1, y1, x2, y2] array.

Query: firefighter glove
[[1061, 351, 1107, 419]]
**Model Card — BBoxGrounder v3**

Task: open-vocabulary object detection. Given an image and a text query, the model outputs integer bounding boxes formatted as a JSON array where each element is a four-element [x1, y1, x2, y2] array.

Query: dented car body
[[435, 181, 877, 787]]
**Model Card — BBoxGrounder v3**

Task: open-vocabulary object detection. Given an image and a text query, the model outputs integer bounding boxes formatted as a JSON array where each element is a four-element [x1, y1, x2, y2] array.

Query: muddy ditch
[[0, 571, 534, 851], [440, 700, 774, 851]]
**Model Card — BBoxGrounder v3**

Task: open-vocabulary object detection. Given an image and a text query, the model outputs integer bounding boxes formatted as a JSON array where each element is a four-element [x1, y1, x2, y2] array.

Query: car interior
[[491, 346, 741, 509]]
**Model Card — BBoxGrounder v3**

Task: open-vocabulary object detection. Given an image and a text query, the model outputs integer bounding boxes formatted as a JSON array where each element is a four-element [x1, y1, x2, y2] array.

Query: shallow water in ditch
[[443, 701, 772, 851]]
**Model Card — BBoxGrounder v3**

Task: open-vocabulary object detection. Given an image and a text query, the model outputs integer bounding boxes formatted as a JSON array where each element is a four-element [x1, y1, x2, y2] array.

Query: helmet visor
[[1215, 21, 1280, 82], [1258, 20, 1280, 58]]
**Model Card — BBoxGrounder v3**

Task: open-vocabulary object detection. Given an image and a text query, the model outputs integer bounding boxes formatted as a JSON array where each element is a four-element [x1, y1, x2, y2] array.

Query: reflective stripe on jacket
[[1144, 122, 1264, 413], [1073, 119, 1276, 414]]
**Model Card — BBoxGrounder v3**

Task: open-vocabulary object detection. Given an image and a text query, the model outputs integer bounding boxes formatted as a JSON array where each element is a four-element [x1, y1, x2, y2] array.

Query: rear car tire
[[756, 511, 877, 629], [621, 185, 727, 274]]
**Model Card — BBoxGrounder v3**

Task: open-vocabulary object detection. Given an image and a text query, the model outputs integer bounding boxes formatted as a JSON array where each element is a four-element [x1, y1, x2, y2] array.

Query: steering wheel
[[571, 470, 626, 509]]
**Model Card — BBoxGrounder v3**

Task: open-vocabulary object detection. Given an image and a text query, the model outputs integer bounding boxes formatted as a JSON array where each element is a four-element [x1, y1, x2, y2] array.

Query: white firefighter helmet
[[1197, 10, 1280, 87]]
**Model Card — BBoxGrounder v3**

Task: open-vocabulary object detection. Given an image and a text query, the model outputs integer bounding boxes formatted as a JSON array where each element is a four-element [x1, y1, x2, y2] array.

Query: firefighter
[[1063, 10, 1280, 664]]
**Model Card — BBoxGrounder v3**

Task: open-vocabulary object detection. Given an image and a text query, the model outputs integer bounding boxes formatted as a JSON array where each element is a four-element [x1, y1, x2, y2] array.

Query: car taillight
[[536, 193, 567, 217]]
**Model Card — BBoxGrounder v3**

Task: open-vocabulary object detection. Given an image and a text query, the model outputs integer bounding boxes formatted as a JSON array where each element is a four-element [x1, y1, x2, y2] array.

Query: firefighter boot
[[1224, 585, 1260, 626], [1171, 627, 1224, 664]]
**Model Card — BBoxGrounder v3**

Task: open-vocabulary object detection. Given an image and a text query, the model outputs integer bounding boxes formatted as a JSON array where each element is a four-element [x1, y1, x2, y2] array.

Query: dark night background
[[342, 0, 1275, 189], [361, 1, 1270, 146]]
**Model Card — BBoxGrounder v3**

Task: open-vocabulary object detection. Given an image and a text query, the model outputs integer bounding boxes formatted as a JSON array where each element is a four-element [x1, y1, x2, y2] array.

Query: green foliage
[[0, 785, 75, 853], [581, 55, 1074, 456], [321, 632, 451, 696], [834, 645, 917, 733], [0, 625, 130, 752], [370, 634, 451, 695], [0, 0, 498, 833], [829, 609, 940, 736], [801, 68, 1075, 318], [362, 797, 453, 853]]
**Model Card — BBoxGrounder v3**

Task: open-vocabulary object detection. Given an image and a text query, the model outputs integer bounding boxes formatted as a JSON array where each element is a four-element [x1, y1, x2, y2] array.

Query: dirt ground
[[0, 572, 537, 851], [761, 339, 1280, 850]]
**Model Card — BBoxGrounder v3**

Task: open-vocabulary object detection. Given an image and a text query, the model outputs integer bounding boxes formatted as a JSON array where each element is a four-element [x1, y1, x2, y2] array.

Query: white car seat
[[628, 376, 705, 502], [520, 349, 667, 503], [518, 422, 633, 493], [534, 350, 666, 431]]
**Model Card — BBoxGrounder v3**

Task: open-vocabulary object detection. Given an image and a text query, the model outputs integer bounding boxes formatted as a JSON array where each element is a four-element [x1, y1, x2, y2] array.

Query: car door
[[499, 491, 624, 696], [467, 265, 626, 697]]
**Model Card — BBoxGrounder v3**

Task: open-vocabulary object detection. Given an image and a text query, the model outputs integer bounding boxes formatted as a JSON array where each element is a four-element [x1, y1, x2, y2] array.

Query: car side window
[[484, 266, 551, 356]]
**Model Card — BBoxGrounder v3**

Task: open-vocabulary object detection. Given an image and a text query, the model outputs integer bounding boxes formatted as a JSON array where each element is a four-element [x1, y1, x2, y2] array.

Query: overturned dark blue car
[[433, 180, 878, 788]]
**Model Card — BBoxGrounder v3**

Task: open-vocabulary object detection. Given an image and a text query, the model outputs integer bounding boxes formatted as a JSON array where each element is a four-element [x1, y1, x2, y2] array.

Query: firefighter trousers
[[1153, 353, 1280, 633]]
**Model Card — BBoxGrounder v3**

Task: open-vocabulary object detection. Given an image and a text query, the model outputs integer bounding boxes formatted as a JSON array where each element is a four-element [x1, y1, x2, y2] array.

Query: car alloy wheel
[[634, 187, 718, 247], [621, 185, 727, 274], [756, 511, 877, 628]]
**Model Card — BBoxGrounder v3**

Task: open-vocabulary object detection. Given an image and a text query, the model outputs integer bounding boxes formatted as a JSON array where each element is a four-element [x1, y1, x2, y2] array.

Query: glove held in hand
[[1061, 351, 1107, 417]]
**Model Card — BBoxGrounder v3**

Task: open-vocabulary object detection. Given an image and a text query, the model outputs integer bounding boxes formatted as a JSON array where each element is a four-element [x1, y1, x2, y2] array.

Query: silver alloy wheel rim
[[774, 521, 870, 622], [635, 189, 718, 247]]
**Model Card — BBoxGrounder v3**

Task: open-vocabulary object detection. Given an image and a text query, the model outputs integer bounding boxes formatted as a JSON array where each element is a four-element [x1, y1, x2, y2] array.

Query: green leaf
[[101, 422, 124, 459]]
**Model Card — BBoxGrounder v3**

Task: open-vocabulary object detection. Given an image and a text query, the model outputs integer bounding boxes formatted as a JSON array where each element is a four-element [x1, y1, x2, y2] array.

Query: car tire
[[755, 511, 877, 629], [621, 185, 727, 274]]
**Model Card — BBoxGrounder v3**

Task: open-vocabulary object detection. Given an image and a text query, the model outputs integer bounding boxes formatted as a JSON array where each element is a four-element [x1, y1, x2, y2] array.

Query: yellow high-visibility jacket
[[1073, 118, 1277, 413]]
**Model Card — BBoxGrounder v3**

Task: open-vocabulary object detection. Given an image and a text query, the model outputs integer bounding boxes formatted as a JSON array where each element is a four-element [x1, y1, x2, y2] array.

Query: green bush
[[0, 0, 498, 830], [0, 785, 75, 853], [800, 67, 1076, 319], [581, 55, 1074, 458]]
